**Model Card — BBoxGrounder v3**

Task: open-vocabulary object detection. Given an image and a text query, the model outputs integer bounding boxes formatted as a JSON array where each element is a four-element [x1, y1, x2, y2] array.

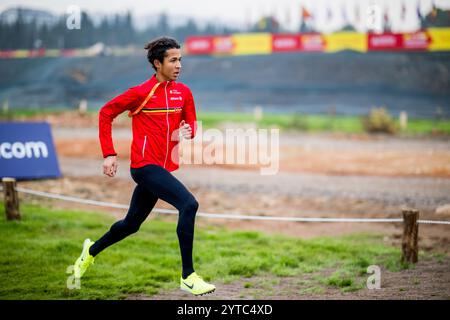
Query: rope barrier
[[1, 186, 449, 225]]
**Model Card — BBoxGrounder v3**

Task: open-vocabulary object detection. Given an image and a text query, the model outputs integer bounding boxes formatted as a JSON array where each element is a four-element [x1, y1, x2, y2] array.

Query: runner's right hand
[[103, 155, 118, 177]]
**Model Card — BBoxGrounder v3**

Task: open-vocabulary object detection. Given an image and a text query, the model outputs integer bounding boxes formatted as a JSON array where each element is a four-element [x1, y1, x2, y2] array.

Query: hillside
[[0, 51, 449, 118]]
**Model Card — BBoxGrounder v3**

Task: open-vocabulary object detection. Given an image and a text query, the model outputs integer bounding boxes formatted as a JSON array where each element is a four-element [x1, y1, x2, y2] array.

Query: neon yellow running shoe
[[73, 238, 95, 278], [180, 272, 216, 296]]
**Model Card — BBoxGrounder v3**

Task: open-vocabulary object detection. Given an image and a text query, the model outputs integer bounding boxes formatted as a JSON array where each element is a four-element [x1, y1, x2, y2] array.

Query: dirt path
[[58, 156, 450, 208], [129, 257, 450, 300], [53, 128, 450, 178]]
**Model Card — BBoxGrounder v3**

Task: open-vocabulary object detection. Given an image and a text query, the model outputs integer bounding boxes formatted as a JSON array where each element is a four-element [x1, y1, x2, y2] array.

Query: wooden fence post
[[2, 177, 21, 220], [401, 208, 419, 264]]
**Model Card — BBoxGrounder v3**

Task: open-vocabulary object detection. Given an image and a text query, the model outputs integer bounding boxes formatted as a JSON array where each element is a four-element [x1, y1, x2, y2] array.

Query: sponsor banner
[[185, 35, 234, 55], [0, 50, 15, 58], [2, 28, 450, 59], [12, 50, 29, 58], [213, 36, 235, 54], [428, 27, 450, 51], [299, 33, 326, 51], [368, 33, 403, 50], [402, 30, 431, 50], [231, 33, 272, 55], [185, 36, 215, 55], [0, 122, 61, 180], [27, 48, 46, 58], [272, 34, 301, 52], [324, 32, 367, 52], [45, 49, 61, 57], [61, 49, 77, 57]]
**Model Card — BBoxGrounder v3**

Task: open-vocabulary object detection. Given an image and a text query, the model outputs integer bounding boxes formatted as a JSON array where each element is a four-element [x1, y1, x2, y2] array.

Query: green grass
[[198, 111, 450, 135], [1, 108, 449, 135], [0, 108, 77, 120], [198, 111, 365, 133], [403, 118, 450, 135], [0, 202, 411, 300]]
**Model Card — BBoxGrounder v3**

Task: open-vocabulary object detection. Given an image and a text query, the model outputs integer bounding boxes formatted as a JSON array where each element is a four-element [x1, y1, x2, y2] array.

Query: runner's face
[[156, 48, 181, 81]]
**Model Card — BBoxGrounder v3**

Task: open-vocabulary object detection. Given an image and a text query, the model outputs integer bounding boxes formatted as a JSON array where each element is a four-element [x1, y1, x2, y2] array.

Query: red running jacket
[[99, 74, 197, 172]]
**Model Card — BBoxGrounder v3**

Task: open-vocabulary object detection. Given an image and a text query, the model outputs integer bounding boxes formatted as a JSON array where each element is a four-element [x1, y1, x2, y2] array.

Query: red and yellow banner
[[232, 33, 272, 55], [299, 33, 326, 51], [368, 33, 403, 51], [2, 28, 450, 59], [184, 28, 450, 55], [323, 32, 367, 53], [272, 34, 301, 52], [427, 27, 450, 51]]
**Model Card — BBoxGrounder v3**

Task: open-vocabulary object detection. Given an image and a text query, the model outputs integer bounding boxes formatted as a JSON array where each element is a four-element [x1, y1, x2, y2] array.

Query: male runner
[[73, 36, 215, 296]]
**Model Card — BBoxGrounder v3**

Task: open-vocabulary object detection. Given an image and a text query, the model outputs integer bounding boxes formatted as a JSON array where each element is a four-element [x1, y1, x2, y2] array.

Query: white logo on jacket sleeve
[[170, 96, 183, 101]]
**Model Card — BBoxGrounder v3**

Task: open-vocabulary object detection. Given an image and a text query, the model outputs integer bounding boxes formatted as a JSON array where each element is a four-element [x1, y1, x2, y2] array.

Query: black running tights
[[89, 164, 198, 279]]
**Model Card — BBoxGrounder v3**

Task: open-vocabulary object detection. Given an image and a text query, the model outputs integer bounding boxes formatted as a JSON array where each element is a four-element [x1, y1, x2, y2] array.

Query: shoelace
[[190, 273, 207, 284], [192, 274, 202, 281]]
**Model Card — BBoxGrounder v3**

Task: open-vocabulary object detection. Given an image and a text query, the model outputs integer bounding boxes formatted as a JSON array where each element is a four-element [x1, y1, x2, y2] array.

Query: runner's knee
[[181, 197, 198, 216], [111, 219, 140, 235], [177, 197, 198, 234]]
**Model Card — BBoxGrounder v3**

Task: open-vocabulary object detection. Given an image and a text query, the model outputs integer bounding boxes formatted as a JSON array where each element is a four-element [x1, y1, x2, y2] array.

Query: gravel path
[[59, 156, 450, 208]]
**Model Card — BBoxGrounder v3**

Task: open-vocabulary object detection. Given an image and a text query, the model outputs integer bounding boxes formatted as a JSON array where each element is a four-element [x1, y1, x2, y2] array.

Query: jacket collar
[[151, 74, 175, 87]]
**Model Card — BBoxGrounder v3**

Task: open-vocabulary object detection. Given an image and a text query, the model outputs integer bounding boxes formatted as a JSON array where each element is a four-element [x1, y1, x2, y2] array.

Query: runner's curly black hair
[[144, 36, 180, 71]]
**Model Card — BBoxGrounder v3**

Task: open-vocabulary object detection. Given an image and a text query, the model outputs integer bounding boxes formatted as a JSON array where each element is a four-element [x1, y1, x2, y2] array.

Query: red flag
[[301, 6, 311, 19]]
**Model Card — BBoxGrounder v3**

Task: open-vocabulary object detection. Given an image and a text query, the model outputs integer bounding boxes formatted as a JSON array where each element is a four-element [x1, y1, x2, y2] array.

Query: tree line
[[0, 9, 238, 50]]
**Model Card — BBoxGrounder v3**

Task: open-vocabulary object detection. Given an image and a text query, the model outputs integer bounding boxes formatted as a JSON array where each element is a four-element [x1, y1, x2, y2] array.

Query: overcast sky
[[1, 0, 450, 32]]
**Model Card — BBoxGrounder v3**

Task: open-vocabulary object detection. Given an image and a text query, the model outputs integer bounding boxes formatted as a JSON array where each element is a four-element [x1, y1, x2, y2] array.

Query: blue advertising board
[[0, 122, 61, 180]]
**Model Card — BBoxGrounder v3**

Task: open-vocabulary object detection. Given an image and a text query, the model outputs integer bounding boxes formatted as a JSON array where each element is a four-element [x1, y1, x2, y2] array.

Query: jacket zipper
[[163, 82, 169, 168], [142, 135, 147, 158]]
